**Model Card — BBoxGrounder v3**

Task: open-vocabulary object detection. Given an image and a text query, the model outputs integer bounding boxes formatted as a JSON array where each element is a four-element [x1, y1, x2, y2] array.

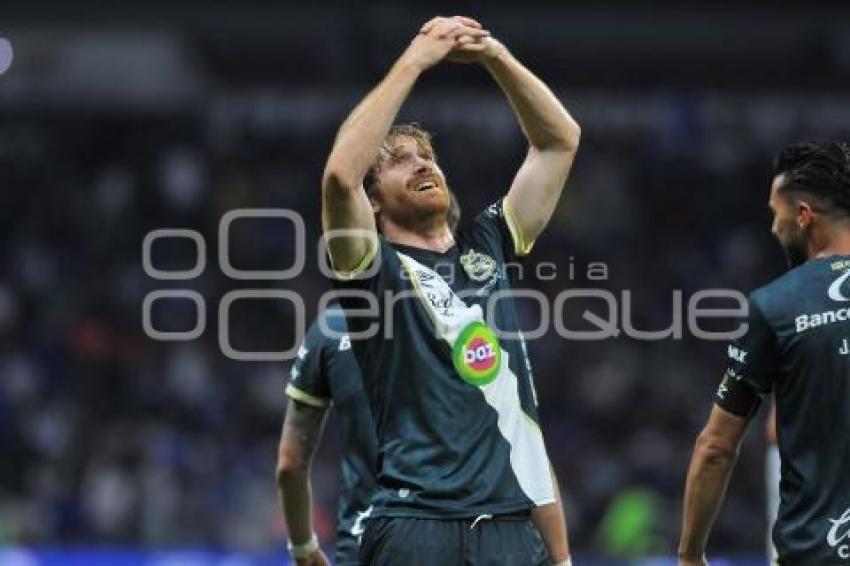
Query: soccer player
[[276, 199, 461, 566], [276, 304, 376, 566], [678, 141, 850, 565], [321, 15, 579, 566]]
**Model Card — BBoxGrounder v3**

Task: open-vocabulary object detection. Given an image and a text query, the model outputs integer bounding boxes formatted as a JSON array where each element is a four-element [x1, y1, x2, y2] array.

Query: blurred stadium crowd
[[2, 1, 850, 561]]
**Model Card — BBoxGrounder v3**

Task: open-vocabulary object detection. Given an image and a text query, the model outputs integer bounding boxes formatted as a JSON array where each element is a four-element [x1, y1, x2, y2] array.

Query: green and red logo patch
[[452, 321, 501, 386]]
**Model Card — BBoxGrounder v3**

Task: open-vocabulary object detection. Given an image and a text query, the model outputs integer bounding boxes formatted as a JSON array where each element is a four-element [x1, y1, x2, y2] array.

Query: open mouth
[[414, 180, 438, 192]]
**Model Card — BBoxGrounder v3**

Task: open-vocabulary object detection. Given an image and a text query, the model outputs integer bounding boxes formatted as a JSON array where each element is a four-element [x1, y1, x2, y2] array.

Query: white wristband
[[287, 533, 319, 559], [553, 558, 572, 566]]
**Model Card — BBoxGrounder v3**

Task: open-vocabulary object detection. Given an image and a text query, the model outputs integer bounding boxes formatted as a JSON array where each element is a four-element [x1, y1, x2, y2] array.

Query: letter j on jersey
[[452, 322, 502, 386]]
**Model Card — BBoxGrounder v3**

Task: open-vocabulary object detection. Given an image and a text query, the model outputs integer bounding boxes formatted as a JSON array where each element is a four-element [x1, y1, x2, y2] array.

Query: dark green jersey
[[286, 305, 378, 564], [718, 256, 850, 564], [333, 199, 553, 520]]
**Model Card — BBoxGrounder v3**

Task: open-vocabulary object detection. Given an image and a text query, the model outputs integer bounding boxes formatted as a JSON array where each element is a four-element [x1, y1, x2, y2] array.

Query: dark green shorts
[[359, 515, 550, 565], [335, 533, 361, 565]]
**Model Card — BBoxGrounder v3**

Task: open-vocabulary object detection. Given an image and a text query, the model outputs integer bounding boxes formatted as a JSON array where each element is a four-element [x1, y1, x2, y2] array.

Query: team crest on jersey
[[460, 249, 497, 282]]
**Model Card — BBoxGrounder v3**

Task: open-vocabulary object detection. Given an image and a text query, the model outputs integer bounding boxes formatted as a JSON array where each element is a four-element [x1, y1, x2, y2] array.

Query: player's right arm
[[679, 293, 775, 565], [765, 401, 777, 445], [764, 401, 780, 562], [276, 398, 330, 566], [321, 16, 488, 272], [678, 404, 750, 566]]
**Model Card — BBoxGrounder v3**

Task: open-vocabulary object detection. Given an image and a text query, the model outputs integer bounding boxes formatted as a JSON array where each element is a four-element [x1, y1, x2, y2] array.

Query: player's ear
[[797, 200, 815, 230]]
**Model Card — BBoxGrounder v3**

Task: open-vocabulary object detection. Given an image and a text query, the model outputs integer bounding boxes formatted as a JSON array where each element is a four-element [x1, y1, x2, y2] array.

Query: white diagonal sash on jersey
[[397, 251, 555, 506]]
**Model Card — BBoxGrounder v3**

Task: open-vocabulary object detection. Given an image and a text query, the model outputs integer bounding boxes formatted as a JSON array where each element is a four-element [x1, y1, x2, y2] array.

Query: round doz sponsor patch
[[452, 321, 501, 386]]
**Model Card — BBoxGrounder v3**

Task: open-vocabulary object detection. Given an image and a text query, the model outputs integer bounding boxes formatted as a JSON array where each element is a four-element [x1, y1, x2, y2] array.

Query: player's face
[[372, 137, 450, 228], [769, 174, 807, 268]]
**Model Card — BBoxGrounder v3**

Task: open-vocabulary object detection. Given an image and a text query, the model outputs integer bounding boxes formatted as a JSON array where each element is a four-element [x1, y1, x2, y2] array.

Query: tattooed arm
[[276, 398, 330, 565]]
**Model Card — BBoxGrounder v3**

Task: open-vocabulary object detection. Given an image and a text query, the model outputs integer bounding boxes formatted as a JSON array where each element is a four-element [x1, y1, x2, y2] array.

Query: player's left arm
[[458, 36, 580, 252], [531, 464, 571, 565], [677, 404, 750, 566]]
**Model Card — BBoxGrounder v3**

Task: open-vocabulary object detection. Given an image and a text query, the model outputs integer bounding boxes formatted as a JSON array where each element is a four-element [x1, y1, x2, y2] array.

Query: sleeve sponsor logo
[[289, 343, 308, 379], [338, 334, 351, 351], [716, 368, 745, 399], [727, 345, 748, 363], [723, 368, 741, 380], [716, 377, 730, 400]]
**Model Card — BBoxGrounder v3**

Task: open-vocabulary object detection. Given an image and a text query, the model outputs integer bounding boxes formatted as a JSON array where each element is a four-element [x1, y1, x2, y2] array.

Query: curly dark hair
[[773, 141, 850, 217]]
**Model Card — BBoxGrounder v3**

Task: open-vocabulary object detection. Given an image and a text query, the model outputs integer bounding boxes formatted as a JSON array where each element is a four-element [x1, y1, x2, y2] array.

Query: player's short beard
[[780, 231, 807, 269], [380, 189, 450, 234]]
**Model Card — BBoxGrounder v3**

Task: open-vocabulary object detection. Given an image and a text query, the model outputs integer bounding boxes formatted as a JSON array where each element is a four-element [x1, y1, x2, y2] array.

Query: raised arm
[[454, 37, 580, 253], [276, 398, 330, 565], [678, 404, 750, 565], [322, 16, 489, 272]]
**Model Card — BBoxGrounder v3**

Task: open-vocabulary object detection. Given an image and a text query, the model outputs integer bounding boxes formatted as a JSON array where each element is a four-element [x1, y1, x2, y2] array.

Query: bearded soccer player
[[276, 200, 461, 566], [321, 15, 579, 566], [678, 141, 850, 565]]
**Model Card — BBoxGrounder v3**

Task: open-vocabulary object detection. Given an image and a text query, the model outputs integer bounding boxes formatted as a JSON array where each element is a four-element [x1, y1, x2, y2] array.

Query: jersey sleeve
[[714, 294, 778, 415], [714, 369, 762, 417], [285, 321, 333, 408], [330, 238, 396, 335], [327, 232, 380, 281], [471, 198, 535, 260]]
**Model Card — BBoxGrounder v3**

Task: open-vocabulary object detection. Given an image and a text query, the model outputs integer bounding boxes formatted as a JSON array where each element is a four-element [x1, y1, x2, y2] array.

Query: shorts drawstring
[[470, 514, 493, 530]]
